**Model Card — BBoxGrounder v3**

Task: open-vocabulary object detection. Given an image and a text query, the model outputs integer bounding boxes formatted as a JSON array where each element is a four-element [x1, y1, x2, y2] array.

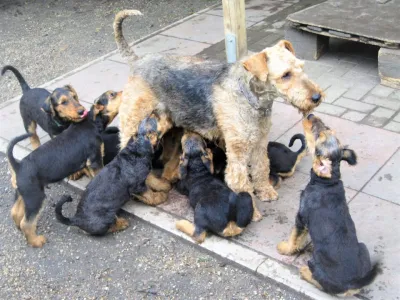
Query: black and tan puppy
[[277, 114, 379, 296], [55, 113, 168, 235], [175, 132, 253, 243], [268, 133, 307, 187], [6, 93, 121, 247], [1, 65, 87, 149]]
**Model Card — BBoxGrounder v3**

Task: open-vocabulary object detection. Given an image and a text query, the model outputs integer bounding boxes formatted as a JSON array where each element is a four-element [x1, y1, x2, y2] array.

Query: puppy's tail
[[347, 262, 381, 291], [289, 134, 306, 156], [1, 65, 30, 93], [7, 133, 32, 173], [55, 195, 75, 226], [113, 10, 143, 63]]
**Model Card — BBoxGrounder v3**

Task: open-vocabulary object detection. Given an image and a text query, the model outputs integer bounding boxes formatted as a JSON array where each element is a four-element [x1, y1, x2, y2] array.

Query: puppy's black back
[[18, 119, 100, 184]]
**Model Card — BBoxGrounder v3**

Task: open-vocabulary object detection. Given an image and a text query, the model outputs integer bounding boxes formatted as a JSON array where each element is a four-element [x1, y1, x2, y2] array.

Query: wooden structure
[[222, 0, 247, 63]]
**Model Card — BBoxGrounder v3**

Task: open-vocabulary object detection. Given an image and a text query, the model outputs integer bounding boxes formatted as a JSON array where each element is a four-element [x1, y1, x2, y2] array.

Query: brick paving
[[0, 1, 399, 299]]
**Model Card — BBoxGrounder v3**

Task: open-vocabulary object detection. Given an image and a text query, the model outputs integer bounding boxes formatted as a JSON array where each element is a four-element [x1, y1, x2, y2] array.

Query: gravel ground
[[0, 0, 217, 103], [0, 153, 309, 299]]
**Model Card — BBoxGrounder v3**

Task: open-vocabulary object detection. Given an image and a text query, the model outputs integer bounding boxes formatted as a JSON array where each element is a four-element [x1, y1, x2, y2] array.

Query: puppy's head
[[303, 114, 357, 178], [93, 90, 123, 125], [179, 132, 214, 179], [42, 85, 88, 122], [138, 111, 173, 147], [242, 40, 324, 115]]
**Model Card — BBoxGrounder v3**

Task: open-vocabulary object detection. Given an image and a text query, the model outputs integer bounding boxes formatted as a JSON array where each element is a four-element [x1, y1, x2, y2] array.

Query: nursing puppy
[[175, 132, 253, 243], [55, 113, 166, 235]]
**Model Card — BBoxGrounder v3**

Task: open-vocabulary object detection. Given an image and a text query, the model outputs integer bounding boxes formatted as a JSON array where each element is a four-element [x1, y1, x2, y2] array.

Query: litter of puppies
[[0, 9, 380, 296]]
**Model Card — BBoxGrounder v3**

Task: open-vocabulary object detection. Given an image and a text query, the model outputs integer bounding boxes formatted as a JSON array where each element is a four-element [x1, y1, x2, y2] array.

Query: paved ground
[[0, 153, 307, 300], [0, 0, 399, 299], [0, 0, 218, 103]]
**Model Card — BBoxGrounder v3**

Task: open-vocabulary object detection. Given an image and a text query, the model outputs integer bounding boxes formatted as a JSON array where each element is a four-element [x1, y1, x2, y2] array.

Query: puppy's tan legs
[[250, 136, 278, 201], [27, 121, 41, 150], [299, 266, 322, 290], [176, 220, 207, 244], [11, 194, 25, 229], [20, 213, 46, 248], [277, 226, 308, 255], [108, 217, 129, 233]]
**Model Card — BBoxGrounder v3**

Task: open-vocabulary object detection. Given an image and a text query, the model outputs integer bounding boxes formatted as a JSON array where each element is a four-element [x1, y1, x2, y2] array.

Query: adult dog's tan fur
[[114, 10, 323, 220]]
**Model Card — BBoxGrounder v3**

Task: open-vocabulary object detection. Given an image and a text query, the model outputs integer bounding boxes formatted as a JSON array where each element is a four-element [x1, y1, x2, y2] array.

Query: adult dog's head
[[242, 40, 324, 116]]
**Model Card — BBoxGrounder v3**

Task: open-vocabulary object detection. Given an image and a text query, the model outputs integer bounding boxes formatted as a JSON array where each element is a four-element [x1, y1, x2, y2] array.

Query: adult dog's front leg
[[224, 139, 262, 222], [250, 137, 278, 201]]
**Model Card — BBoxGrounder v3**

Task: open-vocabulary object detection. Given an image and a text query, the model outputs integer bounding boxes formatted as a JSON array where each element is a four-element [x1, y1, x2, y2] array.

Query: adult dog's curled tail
[[55, 195, 75, 226], [289, 133, 306, 156], [7, 133, 32, 173], [113, 10, 143, 63]]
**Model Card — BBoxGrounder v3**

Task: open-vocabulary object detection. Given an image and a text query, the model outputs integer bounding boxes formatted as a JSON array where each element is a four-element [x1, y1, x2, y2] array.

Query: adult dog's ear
[[201, 148, 214, 174], [312, 156, 332, 178], [341, 148, 357, 166], [41, 96, 55, 116], [178, 154, 189, 179], [242, 52, 268, 82], [64, 84, 79, 101], [278, 40, 295, 56]]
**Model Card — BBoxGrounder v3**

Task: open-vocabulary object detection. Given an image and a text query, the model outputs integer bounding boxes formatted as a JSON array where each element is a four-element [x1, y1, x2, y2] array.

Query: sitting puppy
[[277, 114, 379, 296], [55, 113, 168, 235], [6, 93, 120, 247], [1, 65, 87, 149], [175, 132, 253, 243], [268, 133, 307, 187]]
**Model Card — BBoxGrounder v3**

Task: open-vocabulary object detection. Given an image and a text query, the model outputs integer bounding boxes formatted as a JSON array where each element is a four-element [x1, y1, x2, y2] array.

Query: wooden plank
[[222, 0, 247, 63]]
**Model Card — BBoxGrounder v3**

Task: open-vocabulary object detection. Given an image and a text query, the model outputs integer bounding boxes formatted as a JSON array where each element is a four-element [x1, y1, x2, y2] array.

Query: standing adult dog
[[114, 10, 323, 221]]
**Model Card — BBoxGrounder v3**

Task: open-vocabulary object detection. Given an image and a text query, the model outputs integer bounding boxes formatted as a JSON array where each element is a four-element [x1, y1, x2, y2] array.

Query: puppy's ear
[[178, 154, 189, 179], [278, 40, 295, 56], [312, 157, 332, 178], [201, 148, 214, 174], [242, 52, 268, 82], [41, 96, 55, 116], [341, 148, 357, 166], [64, 84, 79, 101]]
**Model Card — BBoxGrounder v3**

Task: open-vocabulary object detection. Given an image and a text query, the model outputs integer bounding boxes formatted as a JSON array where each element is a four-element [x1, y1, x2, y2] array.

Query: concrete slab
[[269, 101, 303, 141], [161, 14, 227, 44], [108, 35, 211, 64], [45, 60, 130, 103], [0, 101, 47, 143], [362, 148, 400, 205], [273, 111, 400, 190], [349, 193, 400, 300], [207, 0, 298, 23]]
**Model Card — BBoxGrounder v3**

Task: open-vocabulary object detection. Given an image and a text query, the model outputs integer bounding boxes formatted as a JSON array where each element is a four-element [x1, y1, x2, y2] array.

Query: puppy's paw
[[277, 241, 293, 255], [258, 188, 279, 202], [299, 266, 309, 279], [109, 217, 129, 233], [252, 209, 263, 222], [28, 235, 47, 248]]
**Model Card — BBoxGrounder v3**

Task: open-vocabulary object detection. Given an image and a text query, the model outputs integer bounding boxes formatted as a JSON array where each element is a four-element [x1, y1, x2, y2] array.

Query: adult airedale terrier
[[114, 10, 323, 221]]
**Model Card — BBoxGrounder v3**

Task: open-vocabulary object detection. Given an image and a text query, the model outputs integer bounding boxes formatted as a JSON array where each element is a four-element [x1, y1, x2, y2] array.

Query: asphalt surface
[[0, 0, 217, 103], [0, 153, 308, 299]]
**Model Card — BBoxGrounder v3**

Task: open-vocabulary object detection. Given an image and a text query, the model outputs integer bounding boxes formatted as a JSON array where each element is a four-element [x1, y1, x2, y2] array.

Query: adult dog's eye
[[282, 72, 291, 80]]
